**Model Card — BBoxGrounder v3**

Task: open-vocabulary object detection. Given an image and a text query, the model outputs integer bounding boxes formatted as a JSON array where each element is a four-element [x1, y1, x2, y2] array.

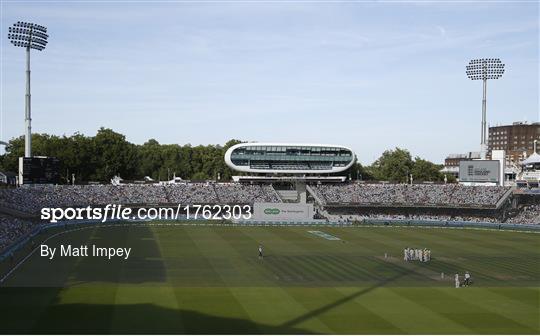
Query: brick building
[[487, 121, 540, 164]]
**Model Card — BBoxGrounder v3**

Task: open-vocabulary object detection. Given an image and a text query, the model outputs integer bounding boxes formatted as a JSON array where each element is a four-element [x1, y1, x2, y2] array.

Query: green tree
[[342, 161, 374, 181], [92, 128, 138, 181], [370, 147, 414, 182], [411, 157, 444, 182], [137, 139, 164, 180], [0, 129, 454, 185]]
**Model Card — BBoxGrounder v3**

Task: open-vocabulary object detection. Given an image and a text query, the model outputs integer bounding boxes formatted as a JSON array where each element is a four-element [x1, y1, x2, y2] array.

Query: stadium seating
[[310, 184, 510, 208], [0, 214, 37, 253], [0, 182, 282, 215], [0, 183, 538, 255], [506, 204, 540, 224]]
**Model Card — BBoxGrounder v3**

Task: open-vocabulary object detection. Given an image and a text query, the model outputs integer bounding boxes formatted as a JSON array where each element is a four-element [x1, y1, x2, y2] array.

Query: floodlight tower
[[466, 58, 505, 158], [7, 21, 48, 158]]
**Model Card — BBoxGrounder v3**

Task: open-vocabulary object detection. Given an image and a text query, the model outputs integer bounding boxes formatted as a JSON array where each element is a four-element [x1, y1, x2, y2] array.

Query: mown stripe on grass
[[423, 257, 502, 283], [238, 228, 337, 283], [391, 287, 538, 334], [274, 228, 398, 283], [181, 229, 265, 332], [173, 287, 262, 334], [485, 287, 540, 308], [298, 255, 349, 282], [263, 256, 306, 282], [390, 228, 495, 256], [483, 256, 540, 277], [135, 226, 187, 334], [345, 228, 407, 256], [444, 286, 540, 332], [209, 229, 334, 332], [217, 228, 315, 283], [318, 255, 372, 282], [436, 229, 538, 254], [459, 256, 537, 284], [484, 258, 538, 280], [281, 286, 404, 334], [229, 287, 334, 334], [165, 227, 228, 285], [335, 286, 474, 334]]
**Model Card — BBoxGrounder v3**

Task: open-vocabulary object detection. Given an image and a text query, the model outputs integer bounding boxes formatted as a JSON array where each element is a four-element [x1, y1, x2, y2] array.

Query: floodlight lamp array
[[466, 58, 505, 80], [7, 22, 48, 51]]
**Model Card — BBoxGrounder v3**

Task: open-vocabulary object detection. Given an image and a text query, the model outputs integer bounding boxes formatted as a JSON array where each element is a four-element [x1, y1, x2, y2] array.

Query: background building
[[488, 121, 540, 164], [442, 122, 540, 184], [440, 152, 481, 178]]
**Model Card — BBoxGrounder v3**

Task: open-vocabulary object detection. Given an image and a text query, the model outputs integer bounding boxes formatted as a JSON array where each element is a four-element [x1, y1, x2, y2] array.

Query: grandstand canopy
[[522, 152, 540, 165], [224, 143, 355, 174]]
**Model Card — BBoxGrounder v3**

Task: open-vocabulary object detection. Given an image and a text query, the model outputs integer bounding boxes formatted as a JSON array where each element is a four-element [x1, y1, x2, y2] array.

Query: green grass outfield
[[0, 223, 539, 334]]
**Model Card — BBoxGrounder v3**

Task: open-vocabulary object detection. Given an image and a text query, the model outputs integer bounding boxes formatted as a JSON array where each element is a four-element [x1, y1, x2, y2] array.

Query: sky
[[1, 1, 538, 164]]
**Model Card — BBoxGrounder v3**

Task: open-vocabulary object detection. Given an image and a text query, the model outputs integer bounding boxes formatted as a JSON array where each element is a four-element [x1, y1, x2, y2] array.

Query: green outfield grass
[[0, 224, 539, 334]]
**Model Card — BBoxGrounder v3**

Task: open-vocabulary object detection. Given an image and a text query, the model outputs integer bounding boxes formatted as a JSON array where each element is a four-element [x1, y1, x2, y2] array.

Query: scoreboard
[[458, 160, 500, 183], [18, 157, 60, 185]]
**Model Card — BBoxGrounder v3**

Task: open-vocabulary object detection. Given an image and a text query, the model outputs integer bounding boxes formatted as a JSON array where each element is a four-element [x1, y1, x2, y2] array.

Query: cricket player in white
[[455, 274, 460, 288], [464, 271, 471, 286], [258, 245, 263, 259], [404, 248, 408, 261]]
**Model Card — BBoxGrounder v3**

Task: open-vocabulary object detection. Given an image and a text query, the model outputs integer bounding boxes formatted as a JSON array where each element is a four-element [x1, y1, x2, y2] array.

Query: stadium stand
[[0, 182, 538, 255], [310, 184, 510, 208], [0, 214, 37, 253], [506, 203, 540, 224], [0, 182, 282, 215], [325, 212, 504, 224], [213, 183, 281, 203], [165, 183, 219, 205]]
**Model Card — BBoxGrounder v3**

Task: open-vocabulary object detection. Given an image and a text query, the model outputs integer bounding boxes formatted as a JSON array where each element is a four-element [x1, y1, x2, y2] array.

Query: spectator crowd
[[326, 213, 503, 224], [0, 182, 281, 215], [0, 214, 38, 254], [0, 182, 537, 256], [311, 184, 510, 208], [506, 204, 540, 225]]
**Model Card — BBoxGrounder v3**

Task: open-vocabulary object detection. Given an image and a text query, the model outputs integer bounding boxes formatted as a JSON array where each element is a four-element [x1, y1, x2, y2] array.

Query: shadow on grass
[[0, 291, 316, 334], [280, 258, 415, 329]]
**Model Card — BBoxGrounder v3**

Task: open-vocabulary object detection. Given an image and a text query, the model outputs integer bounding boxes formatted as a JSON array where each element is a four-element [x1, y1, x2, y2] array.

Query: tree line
[[0, 128, 451, 184]]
